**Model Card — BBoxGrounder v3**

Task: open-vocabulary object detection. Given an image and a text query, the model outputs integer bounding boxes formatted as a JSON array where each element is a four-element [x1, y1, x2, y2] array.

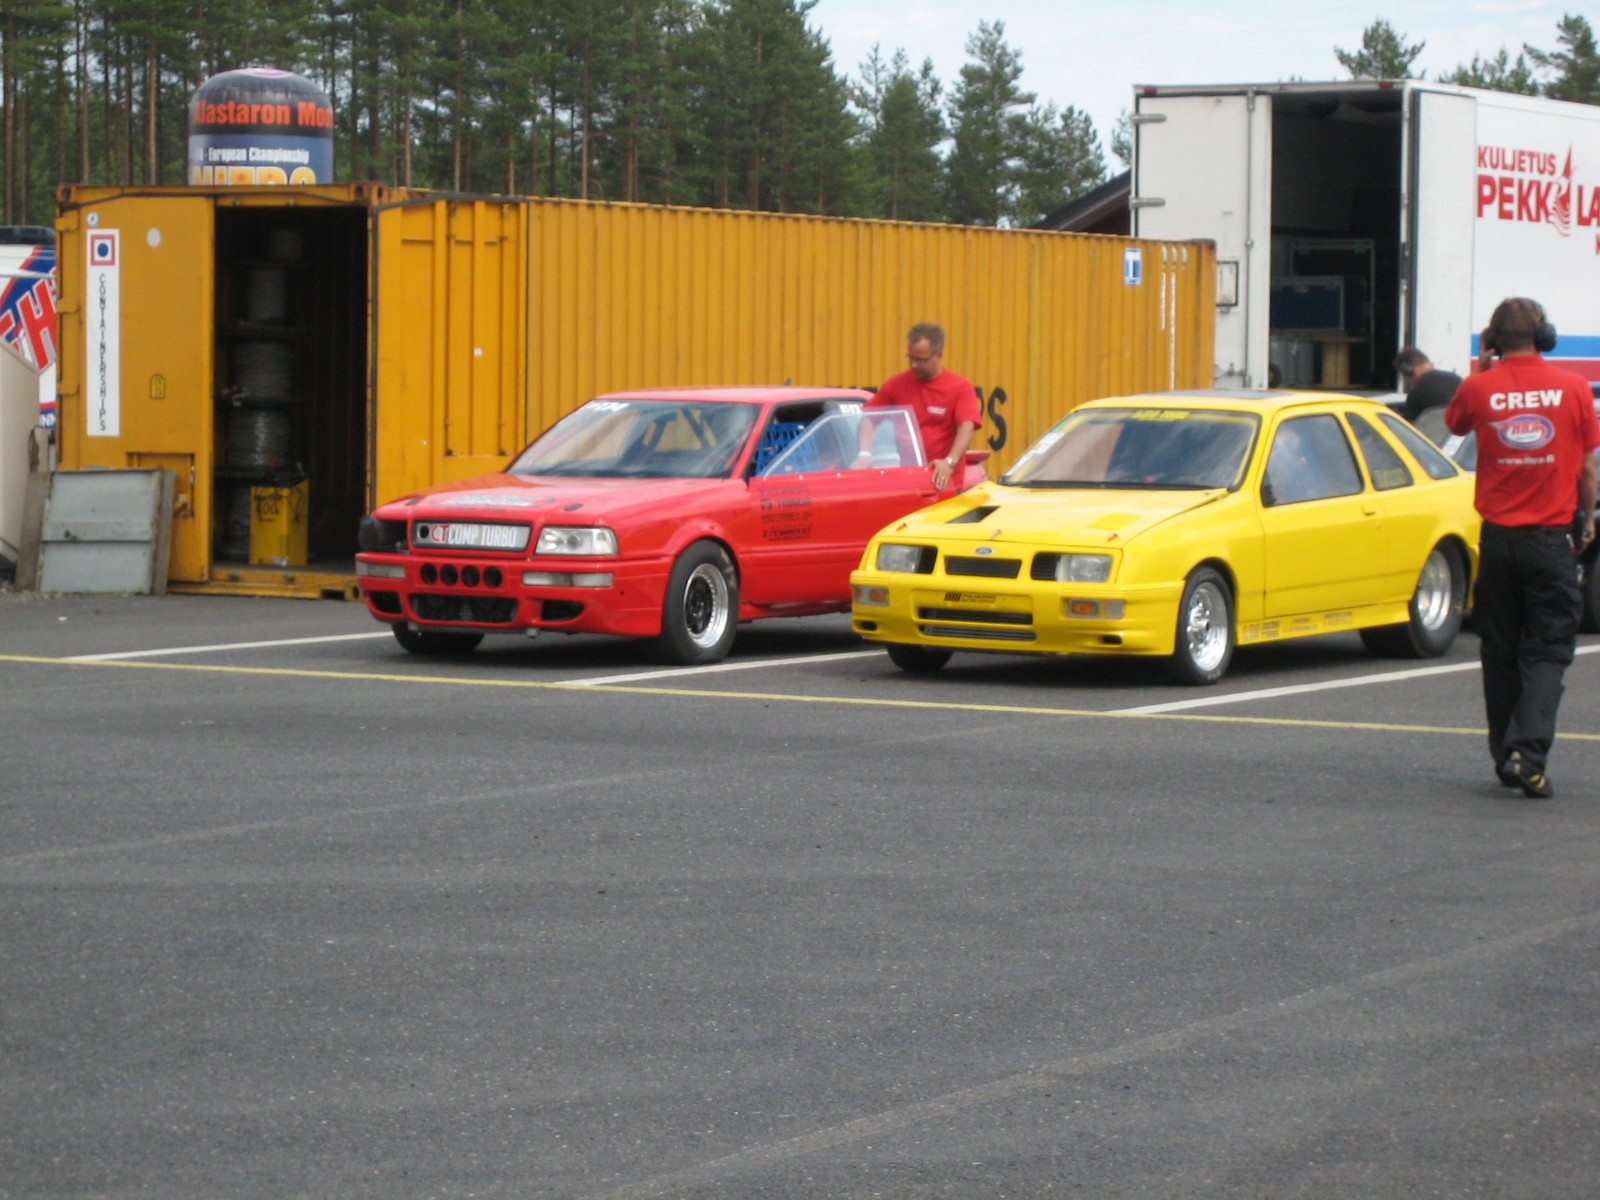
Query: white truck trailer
[[1130, 80, 1600, 391]]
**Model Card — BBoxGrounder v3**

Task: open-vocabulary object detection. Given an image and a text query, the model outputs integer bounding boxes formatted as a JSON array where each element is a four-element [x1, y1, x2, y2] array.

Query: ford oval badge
[[975, 546, 994, 555]]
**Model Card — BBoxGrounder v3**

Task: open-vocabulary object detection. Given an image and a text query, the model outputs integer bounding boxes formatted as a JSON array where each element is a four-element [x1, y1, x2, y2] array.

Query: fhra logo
[[1494, 414, 1556, 449]]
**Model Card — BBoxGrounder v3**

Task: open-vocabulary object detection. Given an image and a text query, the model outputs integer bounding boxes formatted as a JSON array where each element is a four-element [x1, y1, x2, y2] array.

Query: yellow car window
[[1346, 413, 1414, 491], [1377, 411, 1463, 480], [1262, 414, 1363, 506]]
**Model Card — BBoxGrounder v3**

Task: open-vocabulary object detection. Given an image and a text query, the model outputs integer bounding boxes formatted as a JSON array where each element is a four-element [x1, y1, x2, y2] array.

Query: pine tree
[[1009, 102, 1106, 227], [1438, 48, 1538, 96], [1526, 14, 1600, 104], [853, 46, 944, 221], [685, 0, 856, 213], [2, 0, 71, 220], [1109, 109, 1131, 170], [942, 20, 1032, 226], [1335, 19, 1425, 80]]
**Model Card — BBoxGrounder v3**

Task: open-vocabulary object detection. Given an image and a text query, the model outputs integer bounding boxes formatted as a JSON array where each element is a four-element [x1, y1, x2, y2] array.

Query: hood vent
[[947, 505, 998, 524]]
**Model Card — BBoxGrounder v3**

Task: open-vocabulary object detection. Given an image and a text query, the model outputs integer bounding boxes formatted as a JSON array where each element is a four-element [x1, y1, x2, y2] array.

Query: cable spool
[[227, 406, 293, 469], [231, 339, 293, 398], [267, 228, 304, 262], [244, 265, 290, 324], [221, 484, 255, 559]]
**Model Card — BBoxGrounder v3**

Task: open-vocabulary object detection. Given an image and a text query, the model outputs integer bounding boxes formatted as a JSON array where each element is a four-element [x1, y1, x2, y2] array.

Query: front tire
[[886, 643, 952, 673], [651, 541, 738, 665], [1167, 567, 1234, 685], [1360, 542, 1465, 658], [391, 624, 484, 655]]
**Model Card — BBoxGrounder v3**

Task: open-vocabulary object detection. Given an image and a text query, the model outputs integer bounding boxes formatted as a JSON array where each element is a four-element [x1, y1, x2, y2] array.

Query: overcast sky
[[808, 1, 1579, 151]]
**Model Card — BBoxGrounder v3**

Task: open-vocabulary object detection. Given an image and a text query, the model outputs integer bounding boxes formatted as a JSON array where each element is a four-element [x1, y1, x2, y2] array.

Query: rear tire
[[651, 541, 738, 665], [1360, 542, 1465, 658], [1166, 567, 1234, 685], [391, 624, 484, 655], [1579, 549, 1600, 634], [886, 643, 952, 673]]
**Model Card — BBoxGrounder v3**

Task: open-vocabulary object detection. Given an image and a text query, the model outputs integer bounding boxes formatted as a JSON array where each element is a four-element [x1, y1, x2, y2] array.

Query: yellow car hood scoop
[[943, 487, 1226, 543]]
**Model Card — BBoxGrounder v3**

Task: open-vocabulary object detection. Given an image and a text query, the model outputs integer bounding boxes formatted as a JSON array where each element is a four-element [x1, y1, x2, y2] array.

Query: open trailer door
[[1406, 88, 1477, 375], [371, 196, 528, 506], [56, 191, 216, 582], [1132, 90, 1272, 388]]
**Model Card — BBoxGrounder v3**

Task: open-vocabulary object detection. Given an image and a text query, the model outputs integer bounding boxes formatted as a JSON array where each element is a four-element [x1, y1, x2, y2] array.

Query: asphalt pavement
[[2, 590, 1598, 1198]]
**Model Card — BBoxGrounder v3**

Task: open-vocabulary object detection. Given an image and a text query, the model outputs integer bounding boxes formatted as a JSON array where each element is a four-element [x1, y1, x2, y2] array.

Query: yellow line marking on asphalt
[[6, 652, 1597, 741]]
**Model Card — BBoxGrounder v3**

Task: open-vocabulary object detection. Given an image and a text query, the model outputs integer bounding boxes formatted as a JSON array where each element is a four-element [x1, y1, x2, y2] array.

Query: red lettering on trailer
[[1477, 174, 1497, 216], [1582, 184, 1600, 227]]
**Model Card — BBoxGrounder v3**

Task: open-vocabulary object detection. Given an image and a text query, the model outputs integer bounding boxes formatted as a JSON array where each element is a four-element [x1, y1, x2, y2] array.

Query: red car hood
[[372, 472, 727, 523]]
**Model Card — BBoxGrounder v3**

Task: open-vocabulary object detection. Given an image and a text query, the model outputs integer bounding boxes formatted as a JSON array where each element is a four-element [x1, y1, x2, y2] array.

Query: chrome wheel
[[1168, 567, 1234, 685], [682, 562, 731, 649], [1182, 580, 1230, 673], [652, 542, 739, 665], [1360, 541, 1464, 658], [1413, 546, 1454, 632]]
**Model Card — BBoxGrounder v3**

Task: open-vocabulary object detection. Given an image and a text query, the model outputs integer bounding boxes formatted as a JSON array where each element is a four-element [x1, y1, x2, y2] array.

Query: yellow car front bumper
[[850, 570, 1185, 657]]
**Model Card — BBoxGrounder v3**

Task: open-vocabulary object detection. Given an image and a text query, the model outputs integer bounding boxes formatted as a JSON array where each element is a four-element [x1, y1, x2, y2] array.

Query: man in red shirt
[[1445, 297, 1599, 797], [858, 322, 981, 489]]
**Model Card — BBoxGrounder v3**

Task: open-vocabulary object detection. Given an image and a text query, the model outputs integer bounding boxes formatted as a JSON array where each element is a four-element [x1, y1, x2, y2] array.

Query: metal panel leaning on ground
[[522, 198, 1215, 479]]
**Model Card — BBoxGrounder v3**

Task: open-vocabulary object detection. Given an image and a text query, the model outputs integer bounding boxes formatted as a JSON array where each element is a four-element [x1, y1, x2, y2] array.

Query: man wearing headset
[[1445, 297, 1599, 798], [1394, 347, 1462, 422]]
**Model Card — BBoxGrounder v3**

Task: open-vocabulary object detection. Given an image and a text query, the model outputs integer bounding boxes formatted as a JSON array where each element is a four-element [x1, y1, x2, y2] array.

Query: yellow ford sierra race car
[[850, 389, 1481, 684]]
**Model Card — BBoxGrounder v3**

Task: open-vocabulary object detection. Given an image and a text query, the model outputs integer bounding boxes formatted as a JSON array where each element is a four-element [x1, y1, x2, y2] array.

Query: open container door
[[371, 196, 528, 507], [1133, 90, 1272, 388], [1406, 89, 1477, 375], [56, 191, 216, 583]]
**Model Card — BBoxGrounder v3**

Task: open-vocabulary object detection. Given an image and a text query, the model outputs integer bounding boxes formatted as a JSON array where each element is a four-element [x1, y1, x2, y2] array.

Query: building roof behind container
[[1033, 171, 1131, 236]]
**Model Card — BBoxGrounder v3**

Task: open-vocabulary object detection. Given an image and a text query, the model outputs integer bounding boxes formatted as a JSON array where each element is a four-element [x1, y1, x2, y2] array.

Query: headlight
[[875, 543, 932, 573], [357, 515, 406, 552], [536, 526, 618, 556], [356, 560, 406, 579], [1052, 553, 1112, 583]]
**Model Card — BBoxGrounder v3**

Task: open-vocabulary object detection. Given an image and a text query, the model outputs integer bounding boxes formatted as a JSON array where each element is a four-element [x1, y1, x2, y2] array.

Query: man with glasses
[[856, 322, 981, 489]]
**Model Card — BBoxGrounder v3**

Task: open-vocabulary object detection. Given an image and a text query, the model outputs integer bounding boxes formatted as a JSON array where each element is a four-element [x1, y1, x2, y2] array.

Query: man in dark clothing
[[1444, 298, 1599, 798], [1395, 347, 1463, 422]]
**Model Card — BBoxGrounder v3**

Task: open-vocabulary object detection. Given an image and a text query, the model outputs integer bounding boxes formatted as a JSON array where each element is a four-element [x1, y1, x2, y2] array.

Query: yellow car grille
[[943, 555, 1022, 579]]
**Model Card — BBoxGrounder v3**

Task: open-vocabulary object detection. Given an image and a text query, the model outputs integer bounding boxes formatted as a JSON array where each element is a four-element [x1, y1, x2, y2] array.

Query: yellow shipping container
[[54, 185, 1212, 594]]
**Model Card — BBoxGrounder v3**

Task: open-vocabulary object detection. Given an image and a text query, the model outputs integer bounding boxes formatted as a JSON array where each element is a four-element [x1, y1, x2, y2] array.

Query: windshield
[[507, 399, 759, 479], [1003, 407, 1260, 490]]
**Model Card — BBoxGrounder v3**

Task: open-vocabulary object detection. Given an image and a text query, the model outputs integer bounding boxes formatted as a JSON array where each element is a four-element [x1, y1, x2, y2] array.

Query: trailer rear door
[[1407, 90, 1477, 373], [1133, 91, 1271, 388], [371, 197, 528, 505], [56, 193, 216, 582]]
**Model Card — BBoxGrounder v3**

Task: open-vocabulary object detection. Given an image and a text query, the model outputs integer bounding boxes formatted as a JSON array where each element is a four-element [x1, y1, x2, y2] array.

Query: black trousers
[[1474, 522, 1582, 770]]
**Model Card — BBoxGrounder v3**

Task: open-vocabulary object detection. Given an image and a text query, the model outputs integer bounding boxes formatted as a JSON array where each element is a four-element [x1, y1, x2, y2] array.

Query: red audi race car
[[355, 387, 988, 664]]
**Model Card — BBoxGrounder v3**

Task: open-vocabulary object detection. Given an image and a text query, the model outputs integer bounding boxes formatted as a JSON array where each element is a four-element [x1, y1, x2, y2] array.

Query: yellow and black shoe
[[1501, 751, 1554, 799]]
